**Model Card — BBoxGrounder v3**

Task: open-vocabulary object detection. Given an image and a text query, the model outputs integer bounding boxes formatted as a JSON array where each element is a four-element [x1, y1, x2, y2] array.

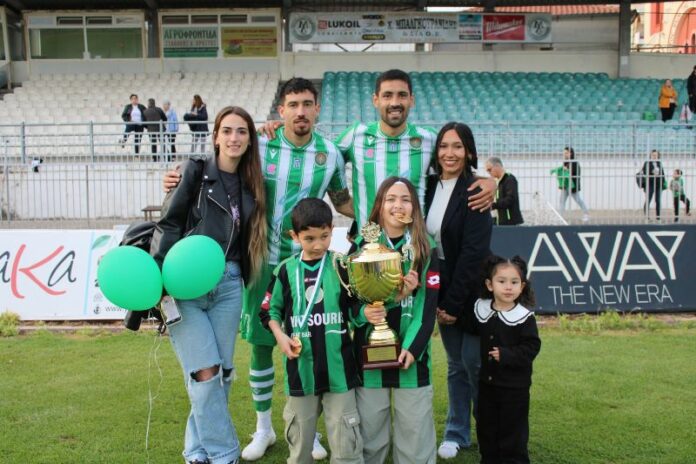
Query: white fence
[[1, 121, 695, 227]]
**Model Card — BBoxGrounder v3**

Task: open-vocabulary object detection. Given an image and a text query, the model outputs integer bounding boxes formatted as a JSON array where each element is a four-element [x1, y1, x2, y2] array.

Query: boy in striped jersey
[[261, 198, 363, 464], [162, 78, 354, 461]]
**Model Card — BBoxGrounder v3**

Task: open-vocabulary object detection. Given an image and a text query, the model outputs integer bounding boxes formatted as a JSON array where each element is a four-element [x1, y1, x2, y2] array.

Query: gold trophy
[[334, 222, 414, 370]]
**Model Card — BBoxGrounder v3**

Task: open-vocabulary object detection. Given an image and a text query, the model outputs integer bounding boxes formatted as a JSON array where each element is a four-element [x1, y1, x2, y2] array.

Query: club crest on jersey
[[315, 152, 327, 166], [388, 141, 398, 151], [266, 163, 277, 175], [292, 158, 302, 169], [426, 271, 440, 289], [409, 137, 422, 149]]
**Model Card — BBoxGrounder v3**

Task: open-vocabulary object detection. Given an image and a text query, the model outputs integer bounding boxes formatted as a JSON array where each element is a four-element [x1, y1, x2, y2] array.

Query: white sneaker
[[437, 441, 460, 459], [582, 213, 590, 223], [241, 430, 276, 461], [312, 432, 328, 460]]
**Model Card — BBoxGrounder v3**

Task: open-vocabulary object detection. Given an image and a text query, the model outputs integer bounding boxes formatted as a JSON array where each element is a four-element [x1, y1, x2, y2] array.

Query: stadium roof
[[0, 1, 676, 13]]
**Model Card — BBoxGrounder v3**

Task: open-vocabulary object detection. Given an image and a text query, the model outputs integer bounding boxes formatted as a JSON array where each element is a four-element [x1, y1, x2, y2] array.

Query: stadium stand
[[318, 71, 695, 156], [0, 71, 279, 157]]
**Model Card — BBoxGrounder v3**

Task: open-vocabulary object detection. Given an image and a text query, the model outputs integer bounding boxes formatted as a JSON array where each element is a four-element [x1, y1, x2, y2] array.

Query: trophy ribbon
[[291, 252, 328, 355]]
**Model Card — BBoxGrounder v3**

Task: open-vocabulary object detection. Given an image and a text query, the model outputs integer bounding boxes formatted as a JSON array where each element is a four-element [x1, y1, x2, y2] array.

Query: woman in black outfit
[[425, 122, 493, 460]]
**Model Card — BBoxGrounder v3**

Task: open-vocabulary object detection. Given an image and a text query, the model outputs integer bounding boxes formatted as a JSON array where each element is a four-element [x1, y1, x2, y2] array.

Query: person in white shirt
[[119, 94, 146, 154]]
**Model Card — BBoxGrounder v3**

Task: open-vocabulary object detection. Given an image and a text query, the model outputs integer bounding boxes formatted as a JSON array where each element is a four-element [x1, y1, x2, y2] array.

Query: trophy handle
[[332, 252, 353, 297]]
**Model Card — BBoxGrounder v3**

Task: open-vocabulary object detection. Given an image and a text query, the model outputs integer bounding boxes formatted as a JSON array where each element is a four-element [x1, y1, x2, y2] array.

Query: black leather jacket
[[150, 156, 256, 283]]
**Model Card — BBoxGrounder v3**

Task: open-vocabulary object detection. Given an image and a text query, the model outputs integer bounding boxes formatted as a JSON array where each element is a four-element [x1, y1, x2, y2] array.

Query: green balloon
[[97, 246, 163, 311], [162, 235, 225, 300]]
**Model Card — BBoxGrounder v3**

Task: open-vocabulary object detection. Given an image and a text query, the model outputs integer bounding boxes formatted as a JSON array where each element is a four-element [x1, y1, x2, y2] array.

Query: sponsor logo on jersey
[[426, 271, 440, 289], [267, 163, 277, 175], [261, 291, 272, 310], [366, 148, 374, 159], [290, 312, 344, 328]]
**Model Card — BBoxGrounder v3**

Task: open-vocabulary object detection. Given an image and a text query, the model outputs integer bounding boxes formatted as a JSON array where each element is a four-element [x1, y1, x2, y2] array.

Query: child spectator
[[670, 169, 691, 222]]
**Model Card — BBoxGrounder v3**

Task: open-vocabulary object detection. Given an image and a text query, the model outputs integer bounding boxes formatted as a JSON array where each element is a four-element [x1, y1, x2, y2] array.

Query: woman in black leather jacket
[[151, 106, 267, 464]]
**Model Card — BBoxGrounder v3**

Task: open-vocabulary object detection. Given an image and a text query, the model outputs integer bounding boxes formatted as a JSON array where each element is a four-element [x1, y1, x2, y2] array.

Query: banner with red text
[[288, 12, 551, 43], [1, 230, 127, 320]]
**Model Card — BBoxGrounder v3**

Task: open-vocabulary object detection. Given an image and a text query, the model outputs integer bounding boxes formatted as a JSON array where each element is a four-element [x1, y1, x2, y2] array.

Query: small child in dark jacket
[[465, 255, 541, 464]]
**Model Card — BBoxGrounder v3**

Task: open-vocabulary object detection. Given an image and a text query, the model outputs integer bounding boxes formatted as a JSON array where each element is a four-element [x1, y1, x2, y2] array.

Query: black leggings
[[661, 104, 676, 122]]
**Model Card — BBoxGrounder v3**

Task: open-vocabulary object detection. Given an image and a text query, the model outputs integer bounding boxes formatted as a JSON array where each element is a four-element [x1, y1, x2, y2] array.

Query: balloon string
[[145, 328, 164, 463]]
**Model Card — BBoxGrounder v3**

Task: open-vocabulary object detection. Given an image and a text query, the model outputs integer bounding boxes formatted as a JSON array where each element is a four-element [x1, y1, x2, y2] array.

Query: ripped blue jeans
[[169, 261, 242, 464]]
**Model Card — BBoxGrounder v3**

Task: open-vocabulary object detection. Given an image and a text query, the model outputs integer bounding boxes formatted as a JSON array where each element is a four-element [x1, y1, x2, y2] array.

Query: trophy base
[[362, 342, 402, 370]]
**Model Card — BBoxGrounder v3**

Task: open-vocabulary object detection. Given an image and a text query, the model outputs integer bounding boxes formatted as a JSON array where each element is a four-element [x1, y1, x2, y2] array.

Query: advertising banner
[[162, 26, 218, 57], [491, 225, 695, 313], [1, 230, 127, 320], [221, 27, 277, 57], [289, 12, 551, 44]]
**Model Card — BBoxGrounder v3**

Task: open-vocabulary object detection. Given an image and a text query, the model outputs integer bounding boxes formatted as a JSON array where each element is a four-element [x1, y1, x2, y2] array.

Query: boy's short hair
[[291, 198, 333, 233]]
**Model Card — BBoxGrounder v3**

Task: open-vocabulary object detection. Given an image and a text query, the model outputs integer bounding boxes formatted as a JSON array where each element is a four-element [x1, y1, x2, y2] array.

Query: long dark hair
[[480, 254, 536, 308], [367, 177, 430, 274], [563, 146, 576, 169], [212, 106, 267, 282], [430, 121, 478, 177]]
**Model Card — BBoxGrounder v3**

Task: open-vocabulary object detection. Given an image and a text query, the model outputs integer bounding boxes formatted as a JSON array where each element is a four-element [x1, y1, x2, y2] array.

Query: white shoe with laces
[[241, 430, 276, 461], [312, 432, 328, 460], [437, 441, 461, 459]]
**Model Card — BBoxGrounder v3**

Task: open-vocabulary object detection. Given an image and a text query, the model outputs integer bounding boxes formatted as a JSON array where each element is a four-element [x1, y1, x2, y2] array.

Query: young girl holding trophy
[[347, 176, 440, 464]]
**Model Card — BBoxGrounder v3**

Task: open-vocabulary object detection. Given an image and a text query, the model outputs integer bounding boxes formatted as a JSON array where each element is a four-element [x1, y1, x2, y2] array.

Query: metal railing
[[1, 120, 695, 228]]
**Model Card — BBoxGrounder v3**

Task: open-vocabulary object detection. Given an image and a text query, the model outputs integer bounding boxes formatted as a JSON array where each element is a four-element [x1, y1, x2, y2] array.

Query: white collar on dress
[[474, 298, 534, 326]]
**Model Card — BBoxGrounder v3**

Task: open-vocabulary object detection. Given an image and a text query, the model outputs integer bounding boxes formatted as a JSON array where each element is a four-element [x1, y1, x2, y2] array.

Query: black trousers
[[477, 385, 530, 464], [121, 124, 143, 154], [661, 104, 676, 122], [674, 194, 691, 220], [164, 132, 177, 154]]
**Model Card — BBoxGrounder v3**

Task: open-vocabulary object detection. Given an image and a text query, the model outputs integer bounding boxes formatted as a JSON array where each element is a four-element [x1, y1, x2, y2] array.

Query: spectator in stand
[[658, 79, 678, 122], [143, 98, 167, 161], [639, 149, 666, 221], [119, 94, 146, 154], [184, 94, 209, 154], [163, 100, 179, 160], [687, 66, 696, 113], [551, 147, 590, 223], [670, 168, 691, 222], [485, 157, 524, 226]]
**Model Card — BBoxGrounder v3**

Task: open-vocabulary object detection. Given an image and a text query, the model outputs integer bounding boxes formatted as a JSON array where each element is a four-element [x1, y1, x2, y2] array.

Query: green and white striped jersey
[[260, 128, 347, 265], [335, 121, 437, 229]]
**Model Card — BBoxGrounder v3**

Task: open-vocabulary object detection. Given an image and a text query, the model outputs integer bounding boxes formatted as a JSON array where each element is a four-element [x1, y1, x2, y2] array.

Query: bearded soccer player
[[162, 78, 353, 461]]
